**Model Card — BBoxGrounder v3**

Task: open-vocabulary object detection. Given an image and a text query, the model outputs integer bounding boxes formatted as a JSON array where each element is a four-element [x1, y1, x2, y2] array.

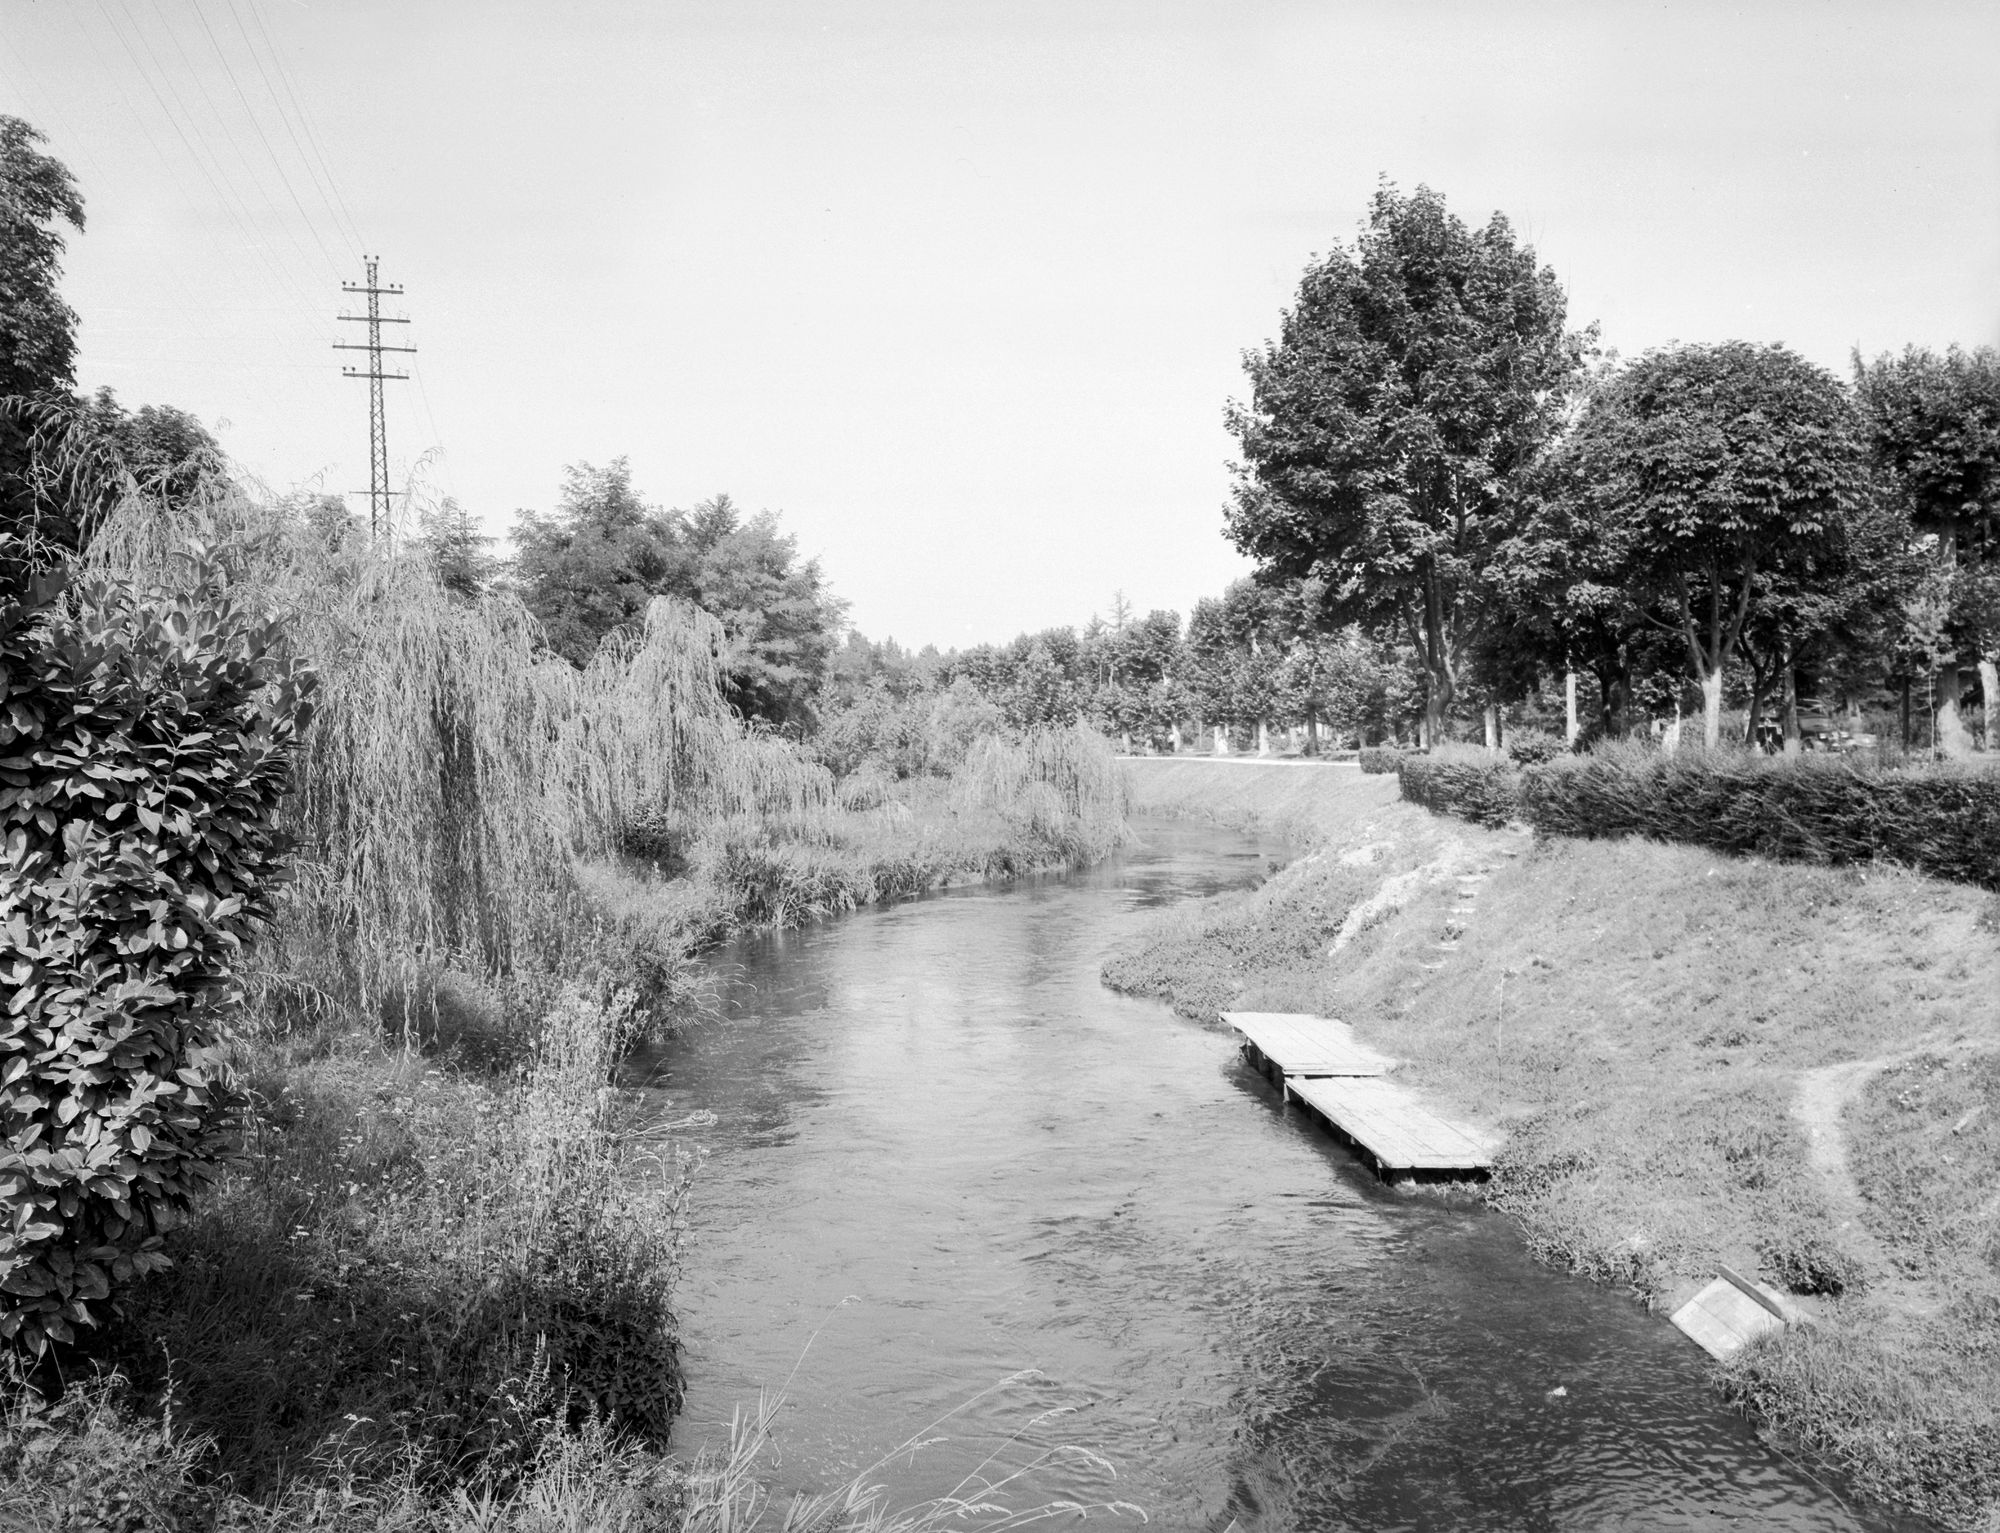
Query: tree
[[673, 493, 845, 728], [1555, 342, 1872, 747], [511, 465, 843, 727], [1853, 346, 2000, 754], [0, 116, 84, 398], [2, 117, 92, 562], [82, 388, 226, 511], [1225, 181, 1589, 744], [512, 460, 686, 667], [414, 496, 500, 599]]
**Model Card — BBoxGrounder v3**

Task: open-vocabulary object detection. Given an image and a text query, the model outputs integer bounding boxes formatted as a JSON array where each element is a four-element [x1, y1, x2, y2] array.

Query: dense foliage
[[1396, 744, 2000, 890], [1225, 181, 1590, 743], [0, 540, 313, 1352], [511, 461, 844, 727]]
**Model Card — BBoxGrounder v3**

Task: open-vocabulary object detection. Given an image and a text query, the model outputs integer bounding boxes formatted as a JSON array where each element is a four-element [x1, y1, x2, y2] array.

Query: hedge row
[[1395, 753, 1520, 828], [1358, 746, 1404, 775], [1395, 748, 2000, 891]]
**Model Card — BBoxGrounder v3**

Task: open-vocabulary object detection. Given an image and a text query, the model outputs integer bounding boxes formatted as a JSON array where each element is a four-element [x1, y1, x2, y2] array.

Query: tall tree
[[1853, 345, 2000, 755], [1556, 342, 1871, 747], [1225, 181, 1589, 744], [1, 117, 92, 563], [0, 116, 84, 398], [511, 464, 843, 727]]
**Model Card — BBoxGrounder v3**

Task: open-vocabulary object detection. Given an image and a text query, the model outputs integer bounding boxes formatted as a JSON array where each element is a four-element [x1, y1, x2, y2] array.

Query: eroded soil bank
[[1108, 757, 2000, 1531]]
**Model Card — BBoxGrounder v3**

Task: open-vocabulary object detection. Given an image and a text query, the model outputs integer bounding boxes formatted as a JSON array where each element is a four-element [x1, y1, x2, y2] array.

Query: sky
[[3, 0, 1998, 649]]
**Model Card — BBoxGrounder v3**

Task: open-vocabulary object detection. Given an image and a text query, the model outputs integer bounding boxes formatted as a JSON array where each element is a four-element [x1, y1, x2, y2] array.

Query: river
[[634, 817, 1922, 1531]]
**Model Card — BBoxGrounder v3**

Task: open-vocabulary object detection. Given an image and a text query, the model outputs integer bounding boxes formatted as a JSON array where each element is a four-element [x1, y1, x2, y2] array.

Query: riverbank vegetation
[[0, 463, 1127, 1528], [1109, 758, 2000, 1528]]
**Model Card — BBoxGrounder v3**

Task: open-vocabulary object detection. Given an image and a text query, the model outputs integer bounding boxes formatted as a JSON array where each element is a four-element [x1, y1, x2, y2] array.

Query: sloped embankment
[[1109, 758, 2000, 1530]]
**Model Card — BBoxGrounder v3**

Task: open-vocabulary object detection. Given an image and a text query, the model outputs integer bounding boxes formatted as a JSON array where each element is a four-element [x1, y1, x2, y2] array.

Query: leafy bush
[[1505, 730, 1567, 765], [1393, 741, 2000, 893], [1394, 750, 1520, 828], [0, 541, 312, 1353], [1519, 749, 2000, 891], [1358, 746, 1403, 774]]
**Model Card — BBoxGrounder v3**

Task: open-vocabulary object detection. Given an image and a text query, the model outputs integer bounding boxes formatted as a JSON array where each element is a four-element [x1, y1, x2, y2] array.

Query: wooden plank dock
[[1221, 1011, 1492, 1179], [1221, 1011, 1396, 1080], [1285, 1075, 1496, 1177]]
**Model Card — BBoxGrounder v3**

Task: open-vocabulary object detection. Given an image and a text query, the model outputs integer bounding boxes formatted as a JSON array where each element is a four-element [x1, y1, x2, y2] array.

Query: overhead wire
[[93, 0, 334, 340], [223, 0, 367, 259], [185, 0, 348, 282], [136, 0, 340, 312]]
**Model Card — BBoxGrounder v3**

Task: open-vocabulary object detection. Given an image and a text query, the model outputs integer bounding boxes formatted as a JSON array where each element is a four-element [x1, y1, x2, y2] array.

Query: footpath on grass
[[1108, 754, 2000, 1532]]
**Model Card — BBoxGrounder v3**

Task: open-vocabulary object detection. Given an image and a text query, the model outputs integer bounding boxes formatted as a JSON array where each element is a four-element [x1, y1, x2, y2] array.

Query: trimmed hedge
[[1520, 752, 2000, 890], [1359, 746, 1404, 775], [1394, 744, 2000, 892], [1395, 752, 1520, 828]]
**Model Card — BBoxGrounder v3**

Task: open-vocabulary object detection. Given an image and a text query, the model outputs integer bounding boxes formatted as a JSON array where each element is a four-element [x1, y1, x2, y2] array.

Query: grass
[[1101, 763, 2000, 1528]]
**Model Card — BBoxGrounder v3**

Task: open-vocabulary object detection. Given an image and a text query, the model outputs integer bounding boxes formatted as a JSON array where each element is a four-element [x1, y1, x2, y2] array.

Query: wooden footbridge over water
[[1223, 1011, 1496, 1180]]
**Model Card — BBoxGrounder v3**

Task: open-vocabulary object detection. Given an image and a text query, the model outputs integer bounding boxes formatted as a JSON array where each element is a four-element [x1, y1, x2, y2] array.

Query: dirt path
[[1791, 1037, 1995, 1315]]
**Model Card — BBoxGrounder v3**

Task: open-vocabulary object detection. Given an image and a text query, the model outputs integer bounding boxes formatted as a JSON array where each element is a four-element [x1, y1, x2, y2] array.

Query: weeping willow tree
[[85, 483, 832, 1009]]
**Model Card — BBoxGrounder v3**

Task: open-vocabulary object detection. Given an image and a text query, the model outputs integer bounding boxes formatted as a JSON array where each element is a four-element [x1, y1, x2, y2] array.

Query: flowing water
[[635, 818, 1923, 1532]]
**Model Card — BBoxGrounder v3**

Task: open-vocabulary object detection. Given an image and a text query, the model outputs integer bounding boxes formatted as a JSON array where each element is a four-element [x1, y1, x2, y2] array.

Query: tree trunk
[[1564, 671, 1579, 745], [1213, 724, 1229, 756], [1304, 709, 1319, 756], [1980, 659, 1999, 752], [1781, 645, 1801, 757], [1169, 722, 1181, 754], [1699, 666, 1724, 749], [1482, 704, 1498, 753], [1257, 721, 1271, 756], [1900, 675, 1911, 753], [1937, 661, 1973, 758]]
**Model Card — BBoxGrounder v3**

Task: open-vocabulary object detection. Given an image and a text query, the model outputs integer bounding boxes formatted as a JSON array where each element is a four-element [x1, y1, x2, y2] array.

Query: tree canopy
[[1553, 342, 1874, 745], [1225, 181, 1589, 741], [511, 461, 844, 728], [0, 115, 85, 398]]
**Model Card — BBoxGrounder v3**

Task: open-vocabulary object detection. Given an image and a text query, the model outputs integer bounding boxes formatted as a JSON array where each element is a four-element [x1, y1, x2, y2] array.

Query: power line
[[233, 0, 368, 257], [185, 0, 346, 281], [93, 0, 333, 338], [219, 0, 364, 260], [137, 0, 337, 305]]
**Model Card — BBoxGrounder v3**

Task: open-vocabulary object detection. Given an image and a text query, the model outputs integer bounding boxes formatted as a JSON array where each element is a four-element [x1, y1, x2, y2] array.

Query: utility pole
[[335, 257, 414, 536]]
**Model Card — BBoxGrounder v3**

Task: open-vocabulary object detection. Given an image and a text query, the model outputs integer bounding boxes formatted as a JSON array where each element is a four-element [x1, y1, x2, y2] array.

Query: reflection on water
[[632, 819, 1923, 1532]]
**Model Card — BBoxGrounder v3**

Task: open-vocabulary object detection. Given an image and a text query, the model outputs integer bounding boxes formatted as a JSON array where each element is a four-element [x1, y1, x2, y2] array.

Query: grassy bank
[[1106, 759, 2000, 1529]]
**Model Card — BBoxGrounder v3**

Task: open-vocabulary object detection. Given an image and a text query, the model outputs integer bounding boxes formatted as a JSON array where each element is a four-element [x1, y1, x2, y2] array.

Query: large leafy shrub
[[0, 541, 312, 1352]]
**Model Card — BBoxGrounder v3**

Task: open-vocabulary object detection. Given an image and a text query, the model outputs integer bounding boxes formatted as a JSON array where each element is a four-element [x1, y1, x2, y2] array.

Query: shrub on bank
[[1519, 749, 2000, 891], [1395, 749, 1519, 828], [0, 543, 313, 1354], [1358, 746, 1403, 774], [1394, 742, 2000, 892]]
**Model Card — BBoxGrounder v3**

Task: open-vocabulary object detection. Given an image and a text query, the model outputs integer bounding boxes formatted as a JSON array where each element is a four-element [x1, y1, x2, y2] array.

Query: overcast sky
[[5, 0, 1997, 648]]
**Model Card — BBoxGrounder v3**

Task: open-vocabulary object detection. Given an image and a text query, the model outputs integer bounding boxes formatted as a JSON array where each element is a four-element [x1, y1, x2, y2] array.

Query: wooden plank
[[1284, 1075, 1494, 1172], [1671, 1276, 1787, 1361], [1220, 1011, 1394, 1076]]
